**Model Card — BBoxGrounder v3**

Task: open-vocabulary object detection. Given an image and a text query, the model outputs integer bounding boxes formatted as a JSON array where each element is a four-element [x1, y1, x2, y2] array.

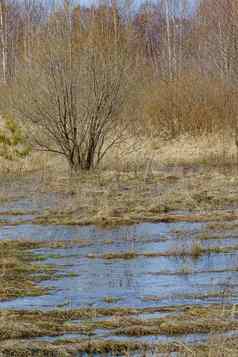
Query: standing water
[[1, 205, 238, 351]]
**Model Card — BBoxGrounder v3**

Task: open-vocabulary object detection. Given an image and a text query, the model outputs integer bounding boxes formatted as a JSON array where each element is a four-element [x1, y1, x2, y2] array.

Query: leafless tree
[[11, 3, 132, 172]]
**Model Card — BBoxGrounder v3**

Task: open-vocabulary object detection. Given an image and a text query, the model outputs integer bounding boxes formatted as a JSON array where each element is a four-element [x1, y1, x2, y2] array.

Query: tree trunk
[[0, 0, 7, 83], [68, 145, 94, 173]]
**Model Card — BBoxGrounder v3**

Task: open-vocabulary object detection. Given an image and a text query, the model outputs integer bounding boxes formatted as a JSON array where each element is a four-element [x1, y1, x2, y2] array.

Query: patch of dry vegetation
[[0, 338, 186, 356], [1, 305, 238, 355], [87, 241, 238, 260], [0, 237, 87, 302], [28, 159, 238, 228], [2, 305, 236, 337], [90, 305, 238, 337], [0, 305, 178, 342], [0, 240, 55, 301], [1, 337, 238, 356], [0, 134, 238, 228]]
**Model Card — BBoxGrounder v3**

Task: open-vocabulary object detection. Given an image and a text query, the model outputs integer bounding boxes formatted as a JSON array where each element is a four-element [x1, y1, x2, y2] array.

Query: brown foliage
[[139, 73, 237, 139]]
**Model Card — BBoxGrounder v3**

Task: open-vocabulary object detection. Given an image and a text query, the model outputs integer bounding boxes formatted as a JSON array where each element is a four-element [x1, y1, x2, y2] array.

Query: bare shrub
[[139, 73, 236, 139], [11, 4, 132, 172]]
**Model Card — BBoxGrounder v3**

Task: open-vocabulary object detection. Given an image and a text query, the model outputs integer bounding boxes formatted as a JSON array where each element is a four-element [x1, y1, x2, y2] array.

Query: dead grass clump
[[0, 320, 59, 340], [41, 306, 177, 321], [87, 242, 236, 261], [2, 305, 237, 354], [103, 296, 121, 304], [0, 240, 59, 301], [1, 337, 238, 356], [190, 242, 204, 257], [113, 305, 238, 337], [198, 335, 238, 357], [0, 340, 69, 356], [34, 208, 238, 228], [0, 309, 96, 342], [100, 251, 138, 260]]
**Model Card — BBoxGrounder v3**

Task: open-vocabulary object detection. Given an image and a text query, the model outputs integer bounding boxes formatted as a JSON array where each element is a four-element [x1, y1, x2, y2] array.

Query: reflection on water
[[1, 220, 238, 311], [1, 214, 238, 349]]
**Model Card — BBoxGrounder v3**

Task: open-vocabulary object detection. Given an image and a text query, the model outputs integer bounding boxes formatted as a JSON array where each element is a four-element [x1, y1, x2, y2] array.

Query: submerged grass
[[103, 296, 122, 304], [0, 238, 87, 302], [0, 240, 53, 301], [33, 209, 238, 228], [92, 305, 238, 337], [87, 242, 238, 260], [1, 337, 238, 356], [0, 338, 188, 356], [1, 304, 238, 355], [1, 233, 236, 354]]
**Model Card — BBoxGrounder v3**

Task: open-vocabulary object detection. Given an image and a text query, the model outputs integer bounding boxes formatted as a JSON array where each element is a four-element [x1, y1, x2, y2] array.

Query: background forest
[[0, 0, 236, 172]]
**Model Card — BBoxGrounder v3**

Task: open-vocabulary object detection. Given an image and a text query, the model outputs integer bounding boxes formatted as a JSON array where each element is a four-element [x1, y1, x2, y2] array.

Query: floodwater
[[1, 203, 238, 349]]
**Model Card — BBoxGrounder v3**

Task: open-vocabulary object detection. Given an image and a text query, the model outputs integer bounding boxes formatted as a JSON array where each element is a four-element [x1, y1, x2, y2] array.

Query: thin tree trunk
[[165, 0, 173, 80], [0, 0, 7, 83]]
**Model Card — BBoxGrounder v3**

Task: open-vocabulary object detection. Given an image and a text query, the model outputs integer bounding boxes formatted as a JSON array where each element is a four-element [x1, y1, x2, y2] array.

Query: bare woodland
[[0, 0, 237, 170]]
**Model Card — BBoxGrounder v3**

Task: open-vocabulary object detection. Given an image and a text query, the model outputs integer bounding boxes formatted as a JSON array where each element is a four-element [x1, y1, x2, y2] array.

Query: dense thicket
[[0, 0, 237, 169]]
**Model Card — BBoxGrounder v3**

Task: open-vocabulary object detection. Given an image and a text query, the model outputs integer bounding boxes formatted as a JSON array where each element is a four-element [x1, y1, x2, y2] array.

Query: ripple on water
[[1, 219, 238, 347]]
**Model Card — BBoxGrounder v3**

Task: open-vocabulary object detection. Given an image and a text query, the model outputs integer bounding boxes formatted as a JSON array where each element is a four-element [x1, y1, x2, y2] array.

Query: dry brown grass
[[1, 304, 238, 355], [0, 240, 60, 302], [0, 131, 238, 229], [1, 129, 237, 176], [4, 147, 237, 228], [104, 133, 238, 172]]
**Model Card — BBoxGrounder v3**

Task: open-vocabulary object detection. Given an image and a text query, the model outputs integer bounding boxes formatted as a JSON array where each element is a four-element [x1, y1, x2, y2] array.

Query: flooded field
[[2, 220, 238, 310], [1, 194, 238, 355]]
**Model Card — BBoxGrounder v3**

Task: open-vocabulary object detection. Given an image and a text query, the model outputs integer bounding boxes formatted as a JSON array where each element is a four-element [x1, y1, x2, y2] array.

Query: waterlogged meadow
[[1, 179, 238, 356], [2, 0, 238, 354]]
